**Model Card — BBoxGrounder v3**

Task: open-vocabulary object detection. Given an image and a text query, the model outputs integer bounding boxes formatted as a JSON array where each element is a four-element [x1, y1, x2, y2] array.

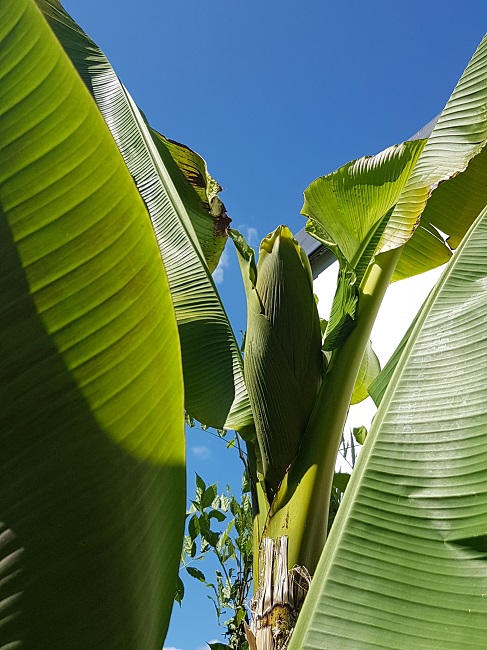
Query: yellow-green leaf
[[302, 140, 425, 266], [0, 1, 185, 647], [351, 341, 381, 404]]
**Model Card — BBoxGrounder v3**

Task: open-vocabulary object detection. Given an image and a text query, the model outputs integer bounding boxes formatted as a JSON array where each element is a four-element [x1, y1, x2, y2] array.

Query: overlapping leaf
[[302, 141, 424, 347], [302, 140, 425, 267], [389, 139, 487, 280], [350, 341, 380, 405], [290, 206, 487, 649], [392, 220, 452, 281], [0, 0, 185, 646], [150, 128, 230, 273], [392, 140, 487, 280], [38, 0, 253, 434], [320, 257, 358, 350]]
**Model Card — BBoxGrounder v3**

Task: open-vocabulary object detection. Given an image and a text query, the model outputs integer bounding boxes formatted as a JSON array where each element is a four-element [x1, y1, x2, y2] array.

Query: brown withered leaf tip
[[210, 196, 232, 235]]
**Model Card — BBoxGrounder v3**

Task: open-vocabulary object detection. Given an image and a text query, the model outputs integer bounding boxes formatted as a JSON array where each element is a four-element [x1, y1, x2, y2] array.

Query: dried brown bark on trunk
[[245, 536, 310, 650]]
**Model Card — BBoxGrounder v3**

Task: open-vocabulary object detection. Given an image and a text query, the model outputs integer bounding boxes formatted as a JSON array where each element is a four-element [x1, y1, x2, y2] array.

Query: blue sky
[[60, 1, 486, 648]]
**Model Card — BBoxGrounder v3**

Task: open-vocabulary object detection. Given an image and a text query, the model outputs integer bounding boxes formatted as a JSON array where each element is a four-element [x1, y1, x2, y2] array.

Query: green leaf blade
[[0, 1, 185, 647], [186, 567, 206, 583], [302, 140, 425, 265], [290, 205, 487, 649], [421, 144, 487, 251], [392, 221, 452, 282]]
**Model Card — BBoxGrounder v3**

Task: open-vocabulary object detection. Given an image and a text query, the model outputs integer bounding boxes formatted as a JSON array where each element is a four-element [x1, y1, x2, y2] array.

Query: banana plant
[[2, 2, 487, 649]]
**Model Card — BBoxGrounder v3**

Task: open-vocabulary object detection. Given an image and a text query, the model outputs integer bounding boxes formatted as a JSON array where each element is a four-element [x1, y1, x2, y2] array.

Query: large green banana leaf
[[37, 0, 254, 435], [0, 0, 184, 647], [302, 141, 425, 348], [289, 204, 487, 649], [303, 34, 487, 288], [302, 140, 425, 268]]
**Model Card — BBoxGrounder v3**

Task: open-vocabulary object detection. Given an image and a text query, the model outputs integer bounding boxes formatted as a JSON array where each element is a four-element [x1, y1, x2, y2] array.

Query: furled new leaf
[[0, 0, 185, 647], [38, 0, 253, 435], [230, 228, 323, 496], [290, 205, 487, 649]]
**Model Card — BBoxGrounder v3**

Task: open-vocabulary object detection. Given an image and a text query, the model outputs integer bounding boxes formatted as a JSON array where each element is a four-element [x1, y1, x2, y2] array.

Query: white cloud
[[163, 647, 183, 650], [235, 224, 259, 247], [212, 226, 258, 285], [197, 642, 219, 650], [246, 227, 258, 247], [213, 248, 229, 284], [191, 445, 211, 461]]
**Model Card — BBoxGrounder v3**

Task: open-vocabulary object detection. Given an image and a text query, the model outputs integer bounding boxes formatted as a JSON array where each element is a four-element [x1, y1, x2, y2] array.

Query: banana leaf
[[289, 205, 487, 649], [302, 140, 425, 267], [392, 141, 487, 279], [303, 36, 487, 289], [38, 0, 254, 435], [302, 142, 425, 348], [0, 0, 185, 646]]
